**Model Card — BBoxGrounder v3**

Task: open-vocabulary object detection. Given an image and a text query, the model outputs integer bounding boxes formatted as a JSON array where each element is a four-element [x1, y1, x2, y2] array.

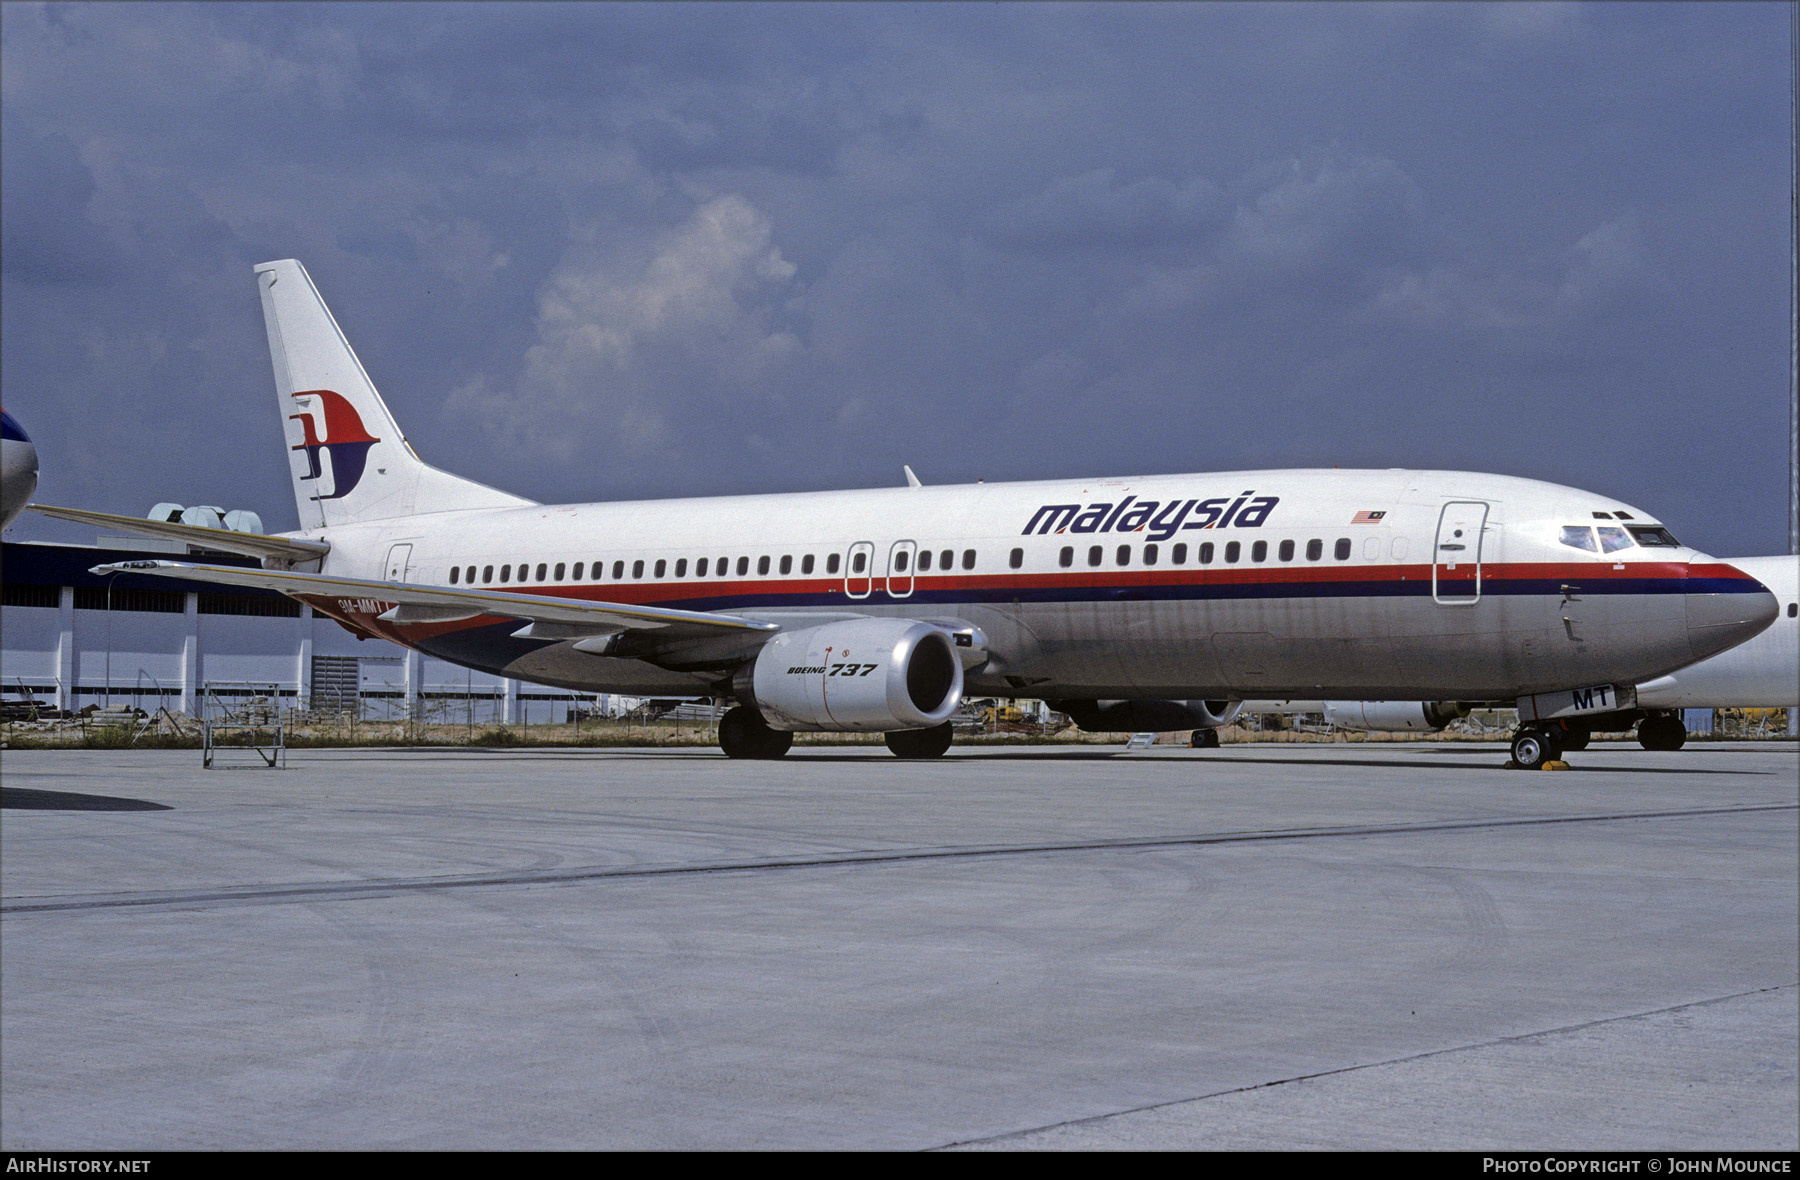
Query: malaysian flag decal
[[1351, 510, 1386, 524]]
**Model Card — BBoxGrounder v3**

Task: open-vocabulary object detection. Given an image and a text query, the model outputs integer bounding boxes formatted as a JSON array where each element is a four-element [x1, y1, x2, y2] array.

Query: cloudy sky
[[2, 1, 1792, 556]]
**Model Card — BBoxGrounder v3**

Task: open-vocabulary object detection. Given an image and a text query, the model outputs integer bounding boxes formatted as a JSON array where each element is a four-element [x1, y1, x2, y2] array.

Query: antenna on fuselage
[[904, 465, 922, 489]]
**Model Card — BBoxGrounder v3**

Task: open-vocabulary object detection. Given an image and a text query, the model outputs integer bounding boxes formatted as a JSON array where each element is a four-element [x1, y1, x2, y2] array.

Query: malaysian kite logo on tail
[[289, 389, 380, 499]]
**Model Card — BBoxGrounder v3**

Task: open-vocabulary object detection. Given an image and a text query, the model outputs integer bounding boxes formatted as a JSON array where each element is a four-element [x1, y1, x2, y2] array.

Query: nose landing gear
[[1509, 725, 1564, 770], [1637, 712, 1688, 751]]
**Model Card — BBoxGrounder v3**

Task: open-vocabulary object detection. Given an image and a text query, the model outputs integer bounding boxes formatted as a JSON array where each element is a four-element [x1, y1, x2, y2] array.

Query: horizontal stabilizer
[[88, 560, 780, 637], [33, 504, 330, 565]]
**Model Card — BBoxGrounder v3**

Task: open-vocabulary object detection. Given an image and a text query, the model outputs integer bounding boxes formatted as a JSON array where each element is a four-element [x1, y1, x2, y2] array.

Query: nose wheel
[[1510, 726, 1563, 770]]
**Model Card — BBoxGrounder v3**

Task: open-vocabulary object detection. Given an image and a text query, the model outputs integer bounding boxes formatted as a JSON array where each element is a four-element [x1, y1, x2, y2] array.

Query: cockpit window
[[1560, 526, 1598, 552], [1626, 526, 1679, 548], [1597, 526, 1634, 553]]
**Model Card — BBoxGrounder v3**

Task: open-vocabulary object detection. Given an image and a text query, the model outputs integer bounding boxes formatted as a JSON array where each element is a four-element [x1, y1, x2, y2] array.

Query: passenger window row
[[443, 531, 1406, 586], [444, 548, 985, 587], [1053, 537, 1356, 568], [897, 548, 980, 572]]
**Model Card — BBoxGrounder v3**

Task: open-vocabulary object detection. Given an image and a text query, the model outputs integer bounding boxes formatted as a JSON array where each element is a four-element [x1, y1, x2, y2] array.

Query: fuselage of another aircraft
[[1633, 554, 1799, 709], [1, 409, 39, 530]]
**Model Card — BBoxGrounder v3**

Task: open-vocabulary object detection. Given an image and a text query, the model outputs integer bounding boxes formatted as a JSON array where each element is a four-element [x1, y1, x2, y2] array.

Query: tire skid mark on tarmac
[[5, 802, 1794, 916], [296, 900, 420, 1127], [933, 983, 1800, 1151]]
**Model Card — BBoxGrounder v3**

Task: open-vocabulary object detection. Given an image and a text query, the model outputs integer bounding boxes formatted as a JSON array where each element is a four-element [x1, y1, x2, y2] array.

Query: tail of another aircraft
[[255, 259, 533, 530]]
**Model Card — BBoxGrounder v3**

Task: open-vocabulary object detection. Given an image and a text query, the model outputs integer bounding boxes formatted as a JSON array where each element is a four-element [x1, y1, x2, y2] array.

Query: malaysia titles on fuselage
[[1021, 492, 1280, 539]]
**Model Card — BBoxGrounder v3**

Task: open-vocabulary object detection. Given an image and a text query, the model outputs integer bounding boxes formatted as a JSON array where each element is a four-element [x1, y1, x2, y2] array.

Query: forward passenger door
[[1432, 502, 1487, 605]]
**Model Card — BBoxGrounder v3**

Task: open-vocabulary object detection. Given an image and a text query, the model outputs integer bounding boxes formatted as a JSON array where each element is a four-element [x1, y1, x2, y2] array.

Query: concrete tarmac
[[1, 741, 1794, 1151]]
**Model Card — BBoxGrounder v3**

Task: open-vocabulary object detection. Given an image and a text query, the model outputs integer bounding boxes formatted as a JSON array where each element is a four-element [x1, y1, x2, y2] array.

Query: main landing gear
[[884, 722, 954, 759], [718, 709, 956, 759], [1637, 711, 1687, 751], [1511, 709, 1686, 767], [1189, 728, 1221, 748], [718, 706, 793, 759]]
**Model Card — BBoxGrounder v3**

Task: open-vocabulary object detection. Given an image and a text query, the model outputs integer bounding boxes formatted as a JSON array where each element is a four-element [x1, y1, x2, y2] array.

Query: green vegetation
[[4, 712, 1790, 751]]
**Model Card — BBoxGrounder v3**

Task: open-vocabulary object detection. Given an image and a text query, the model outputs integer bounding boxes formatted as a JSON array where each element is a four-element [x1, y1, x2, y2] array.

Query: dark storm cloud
[[0, 1, 1791, 557]]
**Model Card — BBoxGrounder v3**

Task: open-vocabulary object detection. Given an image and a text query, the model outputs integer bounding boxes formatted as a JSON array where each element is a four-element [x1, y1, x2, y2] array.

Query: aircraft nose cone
[[1684, 561, 1778, 664]]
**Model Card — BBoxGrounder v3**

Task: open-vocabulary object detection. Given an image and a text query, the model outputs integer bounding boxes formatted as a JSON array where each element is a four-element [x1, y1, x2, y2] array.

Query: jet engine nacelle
[[1050, 698, 1243, 733], [1321, 700, 1466, 732], [736, 618, 963, 732]]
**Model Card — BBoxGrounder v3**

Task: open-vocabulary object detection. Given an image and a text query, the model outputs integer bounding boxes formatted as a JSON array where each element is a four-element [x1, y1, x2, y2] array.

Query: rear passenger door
[[384, 543, 412, 583], [886, 540, 917, 599]]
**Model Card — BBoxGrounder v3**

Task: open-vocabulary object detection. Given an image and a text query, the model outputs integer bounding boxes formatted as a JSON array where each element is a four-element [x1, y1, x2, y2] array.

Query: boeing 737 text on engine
[[35, 259, 1778, 766]]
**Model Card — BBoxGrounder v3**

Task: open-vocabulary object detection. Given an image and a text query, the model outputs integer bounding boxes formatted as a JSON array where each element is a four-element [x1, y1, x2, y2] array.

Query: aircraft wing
[[89, 560, 780, 638], [34, 504, 331, 565]]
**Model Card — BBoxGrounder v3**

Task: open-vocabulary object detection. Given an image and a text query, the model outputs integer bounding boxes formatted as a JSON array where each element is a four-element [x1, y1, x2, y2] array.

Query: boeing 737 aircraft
[[31, 259, 1778, 767]]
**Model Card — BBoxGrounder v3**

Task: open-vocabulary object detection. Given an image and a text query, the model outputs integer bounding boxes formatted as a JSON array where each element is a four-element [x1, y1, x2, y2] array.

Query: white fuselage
[[287, 467, 1776, 703]]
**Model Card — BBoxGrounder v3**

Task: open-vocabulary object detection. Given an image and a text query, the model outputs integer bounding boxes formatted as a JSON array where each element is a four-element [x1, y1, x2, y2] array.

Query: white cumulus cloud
[[447, 194, 802, 469]]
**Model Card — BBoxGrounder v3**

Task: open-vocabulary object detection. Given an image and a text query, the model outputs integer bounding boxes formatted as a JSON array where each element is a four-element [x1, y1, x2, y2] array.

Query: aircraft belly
[[998, 589, 1702, 700], [389, 584, 1715, 703], [1010, 595, 1418, 696]]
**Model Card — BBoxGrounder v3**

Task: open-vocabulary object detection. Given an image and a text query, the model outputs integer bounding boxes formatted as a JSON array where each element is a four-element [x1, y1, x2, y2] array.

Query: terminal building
[[1, 537, 593, 723]]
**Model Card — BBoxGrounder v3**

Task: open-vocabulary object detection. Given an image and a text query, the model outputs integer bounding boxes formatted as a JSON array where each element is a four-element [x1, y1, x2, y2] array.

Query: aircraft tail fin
[[255, 259, 533, 529]]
